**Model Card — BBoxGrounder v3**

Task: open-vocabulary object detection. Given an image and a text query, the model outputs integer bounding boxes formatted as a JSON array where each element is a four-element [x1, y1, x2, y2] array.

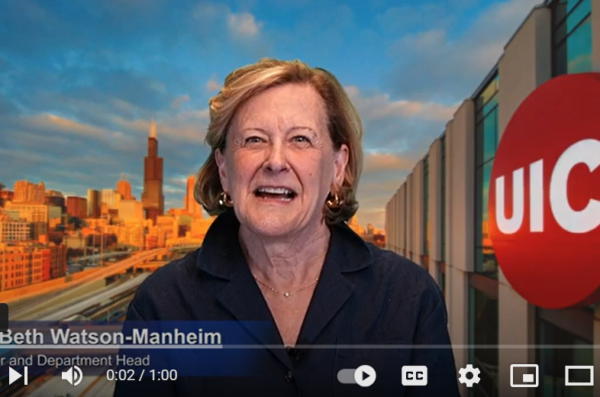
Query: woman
[[114, 59, 459, 397]]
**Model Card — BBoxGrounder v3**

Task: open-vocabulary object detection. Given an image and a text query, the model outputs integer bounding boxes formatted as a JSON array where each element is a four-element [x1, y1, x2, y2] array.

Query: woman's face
[[215, 83, 349, 238]]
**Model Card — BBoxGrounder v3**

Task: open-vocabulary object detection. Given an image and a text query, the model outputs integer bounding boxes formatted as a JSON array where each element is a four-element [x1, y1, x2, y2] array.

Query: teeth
[[257, 187, 293, 194]]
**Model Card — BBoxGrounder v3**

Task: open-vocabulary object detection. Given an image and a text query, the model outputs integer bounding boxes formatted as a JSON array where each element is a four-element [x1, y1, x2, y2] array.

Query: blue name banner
[[0, 321, 274, 377]]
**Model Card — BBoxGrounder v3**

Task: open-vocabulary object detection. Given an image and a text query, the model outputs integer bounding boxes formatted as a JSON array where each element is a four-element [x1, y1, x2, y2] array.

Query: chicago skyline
[[0, 0, 542, 229]]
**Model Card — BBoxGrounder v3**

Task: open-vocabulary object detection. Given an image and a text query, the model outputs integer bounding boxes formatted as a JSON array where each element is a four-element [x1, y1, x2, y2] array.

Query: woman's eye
[[245, 136, 263, 144], [293, 136, 310, 143]]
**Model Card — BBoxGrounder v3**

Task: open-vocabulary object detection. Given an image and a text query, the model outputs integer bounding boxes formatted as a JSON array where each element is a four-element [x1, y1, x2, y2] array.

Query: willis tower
[[142, 119, 164, 223]]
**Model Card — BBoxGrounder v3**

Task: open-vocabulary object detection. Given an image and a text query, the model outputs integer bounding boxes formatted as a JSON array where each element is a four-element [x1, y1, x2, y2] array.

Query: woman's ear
[[215, 148, 229, 192], [333, 144, 349, 186]]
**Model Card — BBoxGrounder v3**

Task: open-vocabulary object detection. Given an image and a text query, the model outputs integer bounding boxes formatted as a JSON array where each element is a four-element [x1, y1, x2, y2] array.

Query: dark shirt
[[114, 210, 460, 397]]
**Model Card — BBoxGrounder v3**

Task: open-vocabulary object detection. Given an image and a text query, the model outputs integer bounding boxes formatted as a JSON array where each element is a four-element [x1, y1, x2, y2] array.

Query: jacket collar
[[196, 208, 373, 278]]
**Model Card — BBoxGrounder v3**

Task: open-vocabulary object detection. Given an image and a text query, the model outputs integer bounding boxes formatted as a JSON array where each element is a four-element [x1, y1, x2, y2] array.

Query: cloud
[[384, 0, 541, 101], [343, 85, 453, 230], [171, 94, 190, 109], [158, 109, 210, 142], [363, 152, 417, 174], [205, 77, 221, 92], [344, 86, 451, 158], [227, 12, 263, 38], [107, 108, 209, 143], [346, 86, 458, 122]]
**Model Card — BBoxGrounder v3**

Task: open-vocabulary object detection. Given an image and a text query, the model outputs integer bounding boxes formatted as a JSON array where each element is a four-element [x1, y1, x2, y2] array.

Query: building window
[[475, 74, 499, 279], [423, 156, 429, 257], [468, 282, 499, 397], [537, 318, 593, 397], [552, 0, 592, 75]]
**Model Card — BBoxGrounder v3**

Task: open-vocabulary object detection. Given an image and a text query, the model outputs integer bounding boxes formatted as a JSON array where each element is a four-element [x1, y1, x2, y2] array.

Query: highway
[[2, 248, 167, 305], [39, 274, 149, 321]]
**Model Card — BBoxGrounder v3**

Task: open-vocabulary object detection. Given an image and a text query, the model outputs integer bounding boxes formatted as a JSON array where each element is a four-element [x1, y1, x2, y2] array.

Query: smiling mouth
[[254, 187, 297, 200]]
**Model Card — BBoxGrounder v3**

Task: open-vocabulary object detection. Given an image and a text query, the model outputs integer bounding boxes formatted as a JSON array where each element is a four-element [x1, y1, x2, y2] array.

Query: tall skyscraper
[[183, 175, 202, 216], [86, 189, 101, 218], [13, 181, 45, 204], [66, 196, 87, 219], [116, 174, 134, 200], [141, 119, 164, 224]]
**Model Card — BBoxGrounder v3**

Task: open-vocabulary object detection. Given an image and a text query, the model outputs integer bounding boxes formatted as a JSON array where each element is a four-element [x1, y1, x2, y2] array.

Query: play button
[[354, 365, 376, 387], [9, 366, 28, 385]]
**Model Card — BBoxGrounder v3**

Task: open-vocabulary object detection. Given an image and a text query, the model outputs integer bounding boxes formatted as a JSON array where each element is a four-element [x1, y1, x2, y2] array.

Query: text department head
[[114, 58, 460, 397]]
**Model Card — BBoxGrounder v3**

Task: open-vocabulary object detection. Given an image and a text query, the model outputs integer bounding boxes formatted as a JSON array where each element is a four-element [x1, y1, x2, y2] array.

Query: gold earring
[[218, 191, 233, 207], [326, 192, 342, 209]]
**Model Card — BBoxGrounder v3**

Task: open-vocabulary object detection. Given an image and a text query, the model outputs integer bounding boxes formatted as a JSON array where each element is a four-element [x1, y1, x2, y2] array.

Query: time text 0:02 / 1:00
[[106, 369, 178, 381]]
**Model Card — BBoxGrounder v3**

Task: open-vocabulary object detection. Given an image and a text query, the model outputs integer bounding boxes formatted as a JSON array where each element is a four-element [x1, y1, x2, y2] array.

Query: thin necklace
[[253, 276, 319, 298]]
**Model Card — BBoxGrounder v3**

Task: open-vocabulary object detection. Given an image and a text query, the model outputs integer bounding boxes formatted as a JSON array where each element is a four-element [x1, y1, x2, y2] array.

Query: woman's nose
[[264, 142, 289, 173]]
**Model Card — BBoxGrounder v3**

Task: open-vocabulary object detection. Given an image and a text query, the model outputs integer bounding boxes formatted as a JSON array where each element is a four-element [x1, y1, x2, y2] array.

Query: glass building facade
[[553, 0, 592, 75], [385, 1, 597, 394], [537, 317, 593, 397], [474, 74, 499, 279], [535, 2, 595, 396], [470, 73, 501, 397], [469, 285, 499, 397]]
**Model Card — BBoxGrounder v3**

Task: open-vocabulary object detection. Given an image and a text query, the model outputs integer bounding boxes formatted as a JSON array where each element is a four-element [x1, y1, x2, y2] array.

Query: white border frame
[[564, 366, 594, 386], [510, 364, 539, 388]]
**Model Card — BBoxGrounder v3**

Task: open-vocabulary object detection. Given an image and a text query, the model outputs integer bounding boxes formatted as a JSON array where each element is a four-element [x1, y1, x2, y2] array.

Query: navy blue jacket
[[114, 210, 460, 397]]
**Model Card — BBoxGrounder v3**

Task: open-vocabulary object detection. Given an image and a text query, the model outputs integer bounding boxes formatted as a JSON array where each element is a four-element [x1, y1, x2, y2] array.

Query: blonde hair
[[194, 58, 363, 224]]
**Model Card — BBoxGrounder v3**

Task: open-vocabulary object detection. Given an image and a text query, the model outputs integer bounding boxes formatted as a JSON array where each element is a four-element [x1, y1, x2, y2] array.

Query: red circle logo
[[489, 72, 600, 309]]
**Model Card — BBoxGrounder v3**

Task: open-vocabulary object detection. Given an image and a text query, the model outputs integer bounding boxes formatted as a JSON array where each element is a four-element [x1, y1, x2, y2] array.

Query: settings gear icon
[[458, 364, 481, 388]]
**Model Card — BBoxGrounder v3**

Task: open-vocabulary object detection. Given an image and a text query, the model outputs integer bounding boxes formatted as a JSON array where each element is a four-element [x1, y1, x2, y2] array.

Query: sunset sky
[[0, 0, 541, 229]]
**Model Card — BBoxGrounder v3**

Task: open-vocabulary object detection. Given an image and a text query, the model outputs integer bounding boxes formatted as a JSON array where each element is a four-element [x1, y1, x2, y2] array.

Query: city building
[[384, 1, 597, 396], [347, 215, 364, 235], [66, 196, 88, 219], [118, 200, 144, 222], [48, 243, 67, 280], [86, 189, 101, 218], [0, 241, 66, 289], [64, 232, 87, 250], [116, 219, 146, 250], [0, 215, 30, 243], [189, 216, 214, 240], [116, 174, 134, 200], [0, 243, 44, 289], [4, 202, 60, 240], [101, 189, 121, 210], [141, 119, 165, 224], [361, 223, 386, 248], [0, 189, 14, 206], [45, 190, 65, 212], [84, 218, 109, 230], [12, 181, 45, 204], [155, 215, 178, 247], [183, 175, 202, 216]]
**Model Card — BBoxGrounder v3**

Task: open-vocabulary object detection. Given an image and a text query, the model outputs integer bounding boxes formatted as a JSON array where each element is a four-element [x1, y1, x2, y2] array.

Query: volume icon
[[62, 365, 83, 386]]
